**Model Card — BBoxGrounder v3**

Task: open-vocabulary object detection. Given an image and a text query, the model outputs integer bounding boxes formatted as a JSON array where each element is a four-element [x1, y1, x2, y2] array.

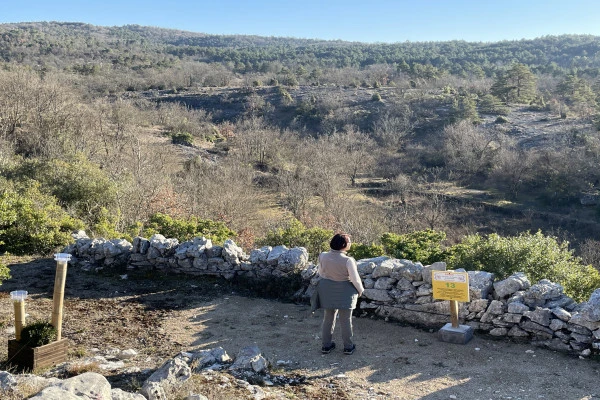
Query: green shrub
[[90, 207, 126, 240], [281, 75, 298, 87], [495, 116, 509, 124], [142, 213, 235, 245], [0, 180, 84, 255], [447, 231, 600, 302], [372, 93, 382, 102], [6, 155, 118, 224], [20, 321, 57, 347], [0, 255, 9, 285], [171, 131, 194, 146], [257, 219, 332, 261], [381, 229, 446, 265], [348, 243, 385, 260], [277, 86, 294, 105]]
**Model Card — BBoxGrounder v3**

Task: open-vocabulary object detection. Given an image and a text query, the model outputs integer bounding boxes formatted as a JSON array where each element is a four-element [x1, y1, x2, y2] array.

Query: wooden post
[[51, 254, 70, 341], [14, 300, 25, 341], [450, 300, 459, 328], [10, 291, 27, 341]]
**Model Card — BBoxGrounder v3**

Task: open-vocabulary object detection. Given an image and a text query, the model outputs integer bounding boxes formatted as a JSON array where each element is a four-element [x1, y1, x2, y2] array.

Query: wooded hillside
[[2, 22, 600, 293]]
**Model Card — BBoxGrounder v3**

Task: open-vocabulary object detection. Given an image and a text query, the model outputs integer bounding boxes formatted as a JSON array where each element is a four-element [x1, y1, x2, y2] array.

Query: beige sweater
[[318, 250, 364, 295]]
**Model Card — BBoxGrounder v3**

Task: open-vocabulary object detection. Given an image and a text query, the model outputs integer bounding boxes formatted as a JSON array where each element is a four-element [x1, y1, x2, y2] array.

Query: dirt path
[[1, 259, 599, 399]]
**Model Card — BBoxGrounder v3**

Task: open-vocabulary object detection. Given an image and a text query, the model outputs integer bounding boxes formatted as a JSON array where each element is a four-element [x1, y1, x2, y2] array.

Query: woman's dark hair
[[330, 233, 350, 251]]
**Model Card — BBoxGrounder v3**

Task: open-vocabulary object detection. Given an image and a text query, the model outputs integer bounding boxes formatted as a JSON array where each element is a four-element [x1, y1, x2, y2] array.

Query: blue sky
[[1, 0, 600, 43]]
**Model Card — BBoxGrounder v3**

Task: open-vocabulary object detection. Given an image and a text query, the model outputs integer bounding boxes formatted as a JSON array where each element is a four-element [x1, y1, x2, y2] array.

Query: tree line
[[1, 22, 600, 298]]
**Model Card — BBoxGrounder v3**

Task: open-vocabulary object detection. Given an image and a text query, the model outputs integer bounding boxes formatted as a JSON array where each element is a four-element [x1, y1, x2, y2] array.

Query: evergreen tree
[[449, 94, 480, 123], [491, 63, 536, 105], [556, 73, 596, 108]]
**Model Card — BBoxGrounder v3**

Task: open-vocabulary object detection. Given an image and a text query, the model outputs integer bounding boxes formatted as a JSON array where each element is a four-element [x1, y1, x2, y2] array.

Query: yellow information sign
[[432, 271, 470, 302]]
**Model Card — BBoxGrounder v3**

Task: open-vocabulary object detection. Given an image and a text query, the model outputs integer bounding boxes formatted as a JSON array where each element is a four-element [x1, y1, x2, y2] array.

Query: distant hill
[[2, 22, 600, 76]]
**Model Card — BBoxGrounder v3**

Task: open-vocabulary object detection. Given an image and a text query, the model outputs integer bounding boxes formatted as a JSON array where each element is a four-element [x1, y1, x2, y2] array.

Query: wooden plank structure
[[7, 338, 68, 370]]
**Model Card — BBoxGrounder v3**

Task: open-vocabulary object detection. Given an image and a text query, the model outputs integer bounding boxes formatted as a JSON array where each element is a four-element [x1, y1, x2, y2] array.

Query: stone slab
[[438, 323, 474, 344]]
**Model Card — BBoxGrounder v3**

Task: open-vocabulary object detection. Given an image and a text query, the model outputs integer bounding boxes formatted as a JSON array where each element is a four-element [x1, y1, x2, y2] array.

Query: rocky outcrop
[[0, 346, 274, 399]]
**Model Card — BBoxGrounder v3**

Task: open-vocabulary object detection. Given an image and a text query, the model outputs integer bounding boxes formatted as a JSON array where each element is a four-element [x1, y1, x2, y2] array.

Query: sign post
[[432, 271, 474, 344]]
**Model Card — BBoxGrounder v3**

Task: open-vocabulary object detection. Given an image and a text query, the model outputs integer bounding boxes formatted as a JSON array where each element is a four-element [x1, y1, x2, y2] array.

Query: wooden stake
[[14, 300, 25, 341], [450, 300, 459, 328], [51, 260, 68, 341]]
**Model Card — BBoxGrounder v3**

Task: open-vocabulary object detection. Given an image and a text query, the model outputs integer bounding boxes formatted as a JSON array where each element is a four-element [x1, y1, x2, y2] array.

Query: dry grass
[[65, 361, 101, 376]]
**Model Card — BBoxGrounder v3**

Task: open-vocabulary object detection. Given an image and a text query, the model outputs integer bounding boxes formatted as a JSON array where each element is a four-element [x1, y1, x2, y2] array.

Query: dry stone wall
[[64, 231, 600, 356]]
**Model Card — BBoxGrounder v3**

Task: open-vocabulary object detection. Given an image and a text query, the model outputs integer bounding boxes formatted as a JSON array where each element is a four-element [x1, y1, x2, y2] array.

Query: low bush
[[0, 256, 9, 285], [447, 231, 600, 302], [171, 131, 194, 146], [381, 229, 446, 265], [20, 321, 57, 347], [348, 243, 385, 260], [142, 213, 236, 245], [257, 218, 332, 261], [0, 179, 85, 255]]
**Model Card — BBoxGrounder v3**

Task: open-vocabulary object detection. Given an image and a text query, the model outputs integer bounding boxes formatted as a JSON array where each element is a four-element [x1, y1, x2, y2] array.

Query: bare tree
[[442, 120, 499, 179], [175, 158, 260, 229], [372, 105, 414, 148], [330, 125, 376, 186], [231, 117, 281, 167]]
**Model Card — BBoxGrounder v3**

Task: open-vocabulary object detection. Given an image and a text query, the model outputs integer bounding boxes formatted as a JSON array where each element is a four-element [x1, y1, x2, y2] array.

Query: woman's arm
[[346, 258, 364, 296], [317, 253, 323, 276]]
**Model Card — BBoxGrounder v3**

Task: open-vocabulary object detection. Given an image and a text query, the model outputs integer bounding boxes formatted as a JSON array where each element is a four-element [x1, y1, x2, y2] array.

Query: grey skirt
[[316, 278, 359, 310]]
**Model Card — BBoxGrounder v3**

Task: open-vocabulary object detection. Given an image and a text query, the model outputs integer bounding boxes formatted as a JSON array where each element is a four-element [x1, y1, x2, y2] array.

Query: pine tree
[[491, 64, 536, 105]]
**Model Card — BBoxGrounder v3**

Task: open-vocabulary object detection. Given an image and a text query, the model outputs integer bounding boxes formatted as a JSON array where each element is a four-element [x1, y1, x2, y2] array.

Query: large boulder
[[379, 301, 467, 327], [356, 256, 389, 276], [223, 239, 246, 265], [581, 289, 600, 322], [190, 347, 231, 371], [372, 259, 397, 278], [468, 271, 494, 300], [112, 388, 147, 399], [229, 346, 269, 373], [30, 372, 111, 400], [493, 272, 530, 298], [362, 289, 392, 302], [141, 357, 191, 400], [422, 262, 446, 284], [250, 246, 271, 264], [278, 247, 309, 272], [391, 260, 423, 281], [266, 245, 288, 265], [0, 371, 16, 392]]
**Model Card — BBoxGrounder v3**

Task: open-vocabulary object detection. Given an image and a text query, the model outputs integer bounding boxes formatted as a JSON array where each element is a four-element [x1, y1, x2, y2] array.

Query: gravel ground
[[1, 258, 599, 399]]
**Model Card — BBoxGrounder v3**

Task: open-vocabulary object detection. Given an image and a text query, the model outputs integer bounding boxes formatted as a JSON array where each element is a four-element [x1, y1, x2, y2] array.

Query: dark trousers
[[322, 309, 353, 349]]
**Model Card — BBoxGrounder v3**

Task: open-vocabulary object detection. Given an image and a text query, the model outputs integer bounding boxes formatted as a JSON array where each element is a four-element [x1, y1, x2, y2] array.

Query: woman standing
[[316, 233, 364, 355]]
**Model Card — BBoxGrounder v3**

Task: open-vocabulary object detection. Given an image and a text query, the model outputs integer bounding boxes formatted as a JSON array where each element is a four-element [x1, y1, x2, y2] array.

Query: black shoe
[[321, 342, 336, 354], [343, 344, 356, 355]]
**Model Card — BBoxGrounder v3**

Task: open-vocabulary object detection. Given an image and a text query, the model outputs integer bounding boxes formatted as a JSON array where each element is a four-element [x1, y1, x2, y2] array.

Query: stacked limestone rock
[[300, 256, 600, 355], [64, 231, 133, 270], [65, 232, 309, 281], [64, 233, 600, 355]]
